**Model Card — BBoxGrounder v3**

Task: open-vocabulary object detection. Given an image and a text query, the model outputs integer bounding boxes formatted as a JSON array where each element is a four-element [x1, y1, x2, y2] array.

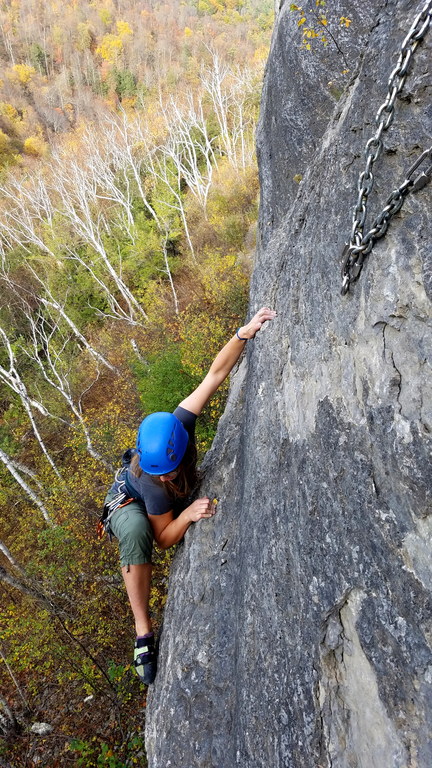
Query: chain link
[[341, 0, 432, 295]]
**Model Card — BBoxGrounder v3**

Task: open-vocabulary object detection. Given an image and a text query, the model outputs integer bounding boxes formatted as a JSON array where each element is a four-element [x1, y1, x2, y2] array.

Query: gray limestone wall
[[145, 1, 432, 765]]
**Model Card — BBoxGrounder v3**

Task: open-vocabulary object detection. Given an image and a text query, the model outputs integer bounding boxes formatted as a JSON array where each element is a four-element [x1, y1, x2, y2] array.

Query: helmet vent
[[166, 428, 177, 460]]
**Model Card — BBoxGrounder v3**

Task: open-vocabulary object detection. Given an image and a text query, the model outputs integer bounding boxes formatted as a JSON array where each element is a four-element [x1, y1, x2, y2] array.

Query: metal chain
[[341, 0, 432, 295]]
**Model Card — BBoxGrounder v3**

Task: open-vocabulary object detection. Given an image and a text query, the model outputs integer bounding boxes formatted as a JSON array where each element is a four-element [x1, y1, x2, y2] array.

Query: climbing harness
[[97, 466, 136, 540], [341, 0, 432, 295], [97, 450, 138, 540]]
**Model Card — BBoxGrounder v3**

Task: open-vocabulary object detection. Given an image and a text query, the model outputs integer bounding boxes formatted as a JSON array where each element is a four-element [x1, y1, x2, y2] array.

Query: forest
[[0, 0, 274, 765]]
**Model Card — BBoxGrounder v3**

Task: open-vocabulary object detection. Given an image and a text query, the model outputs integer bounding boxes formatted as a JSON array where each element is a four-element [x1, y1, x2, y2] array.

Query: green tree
[[29, 43, 49, 75]]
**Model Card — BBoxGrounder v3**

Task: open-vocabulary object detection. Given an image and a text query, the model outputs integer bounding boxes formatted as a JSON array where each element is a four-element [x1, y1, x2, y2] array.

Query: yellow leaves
[[96, 34, 123, 62], [93, 21, 132, 64], [116, 20, 133, 38], [198, 0, 223, 14], [253, 44, 270, 64], [7, 64, 36, 86], [121, 96, 137, 111], [195, 0, 246, 24], [23, 135, 48, 157], [0, 129, 11, 152], [291, 1, 352, 50], [98, 7, 113, 27]]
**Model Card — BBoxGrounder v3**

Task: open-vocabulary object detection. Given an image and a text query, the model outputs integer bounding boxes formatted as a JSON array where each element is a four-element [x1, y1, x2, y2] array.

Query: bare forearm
[[208, 332, 246, 383], [156, 510, 192, 549], [155, 498, 216, 549]]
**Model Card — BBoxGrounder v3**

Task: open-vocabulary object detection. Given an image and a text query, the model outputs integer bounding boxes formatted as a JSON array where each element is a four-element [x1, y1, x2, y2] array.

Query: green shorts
[[104, 489, 154, 567]]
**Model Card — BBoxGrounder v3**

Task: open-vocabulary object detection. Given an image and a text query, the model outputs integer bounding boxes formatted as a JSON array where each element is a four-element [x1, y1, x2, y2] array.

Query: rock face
[[145, 1, 432, 766]]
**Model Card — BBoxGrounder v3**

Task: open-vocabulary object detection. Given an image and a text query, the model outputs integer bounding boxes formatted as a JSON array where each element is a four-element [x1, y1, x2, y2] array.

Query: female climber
[[104, 306, 276, 685]]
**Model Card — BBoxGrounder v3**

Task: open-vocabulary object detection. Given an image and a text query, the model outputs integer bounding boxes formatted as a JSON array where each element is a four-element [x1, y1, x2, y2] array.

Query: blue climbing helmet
[[136, 412, 189, 475]]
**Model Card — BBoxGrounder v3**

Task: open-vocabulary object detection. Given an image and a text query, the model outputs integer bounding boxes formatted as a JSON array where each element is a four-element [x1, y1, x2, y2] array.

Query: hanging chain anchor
[[341, 0, 432, 295]]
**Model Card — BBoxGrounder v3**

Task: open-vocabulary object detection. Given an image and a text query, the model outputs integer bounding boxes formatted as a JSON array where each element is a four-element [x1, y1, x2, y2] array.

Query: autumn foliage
[[0, 0, 273, 765]]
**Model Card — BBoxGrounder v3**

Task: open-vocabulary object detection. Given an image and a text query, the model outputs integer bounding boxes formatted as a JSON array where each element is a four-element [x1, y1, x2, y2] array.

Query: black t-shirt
[[125, 406, 197, 516]]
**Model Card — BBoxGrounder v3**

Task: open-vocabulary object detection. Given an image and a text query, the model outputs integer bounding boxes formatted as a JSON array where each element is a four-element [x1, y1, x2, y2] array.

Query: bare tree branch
[[0, 326, 61, 477], [0, 447, 54, 525]]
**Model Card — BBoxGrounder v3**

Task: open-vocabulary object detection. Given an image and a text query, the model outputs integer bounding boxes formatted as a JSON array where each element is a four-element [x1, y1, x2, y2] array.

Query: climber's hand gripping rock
[[185, 497, 217, 523], [237, 307, 277, 340]]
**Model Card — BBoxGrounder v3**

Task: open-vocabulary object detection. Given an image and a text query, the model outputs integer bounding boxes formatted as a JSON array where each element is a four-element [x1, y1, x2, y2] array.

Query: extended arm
[[179, 306, 276, 416], [151, 306, 276, 547]]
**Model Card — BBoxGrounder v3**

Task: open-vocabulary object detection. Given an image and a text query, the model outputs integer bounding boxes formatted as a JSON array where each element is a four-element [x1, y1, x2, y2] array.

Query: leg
[[121, 563, 153, 636], [108, 499, 154, 634], [122, 561, 158, 684], [109, 500, 157, 682]]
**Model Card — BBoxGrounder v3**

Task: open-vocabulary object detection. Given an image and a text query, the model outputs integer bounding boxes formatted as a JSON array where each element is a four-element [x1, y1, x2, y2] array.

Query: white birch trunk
[[0, 447, 54, 525]]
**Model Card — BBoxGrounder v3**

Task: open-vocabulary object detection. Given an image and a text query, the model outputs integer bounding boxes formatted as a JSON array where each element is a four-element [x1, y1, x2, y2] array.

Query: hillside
[[0, 1, 274, 766], [0, 0, 273, 167]]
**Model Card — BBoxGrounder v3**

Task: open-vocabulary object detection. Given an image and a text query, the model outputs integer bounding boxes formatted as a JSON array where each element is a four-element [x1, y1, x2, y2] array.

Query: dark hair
[[130, 441, 199, 499]]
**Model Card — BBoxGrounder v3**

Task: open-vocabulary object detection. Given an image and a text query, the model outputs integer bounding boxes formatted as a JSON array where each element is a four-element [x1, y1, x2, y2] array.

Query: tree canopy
[[0, 1, 273, 765]]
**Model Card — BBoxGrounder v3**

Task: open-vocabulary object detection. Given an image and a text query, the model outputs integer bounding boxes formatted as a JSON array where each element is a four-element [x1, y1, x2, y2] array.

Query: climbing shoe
[[134, 633, 157, 685]]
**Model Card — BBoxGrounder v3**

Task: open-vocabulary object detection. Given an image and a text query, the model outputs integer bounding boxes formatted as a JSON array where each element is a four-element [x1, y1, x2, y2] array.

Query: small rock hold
[[31, 722, 53, 736], [324, 615, 343, 650]]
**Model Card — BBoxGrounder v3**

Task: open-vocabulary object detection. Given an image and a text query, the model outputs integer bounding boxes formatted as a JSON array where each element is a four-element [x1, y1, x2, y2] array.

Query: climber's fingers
[[242, 307, 277, 339], [187, 497, 218, 522]]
